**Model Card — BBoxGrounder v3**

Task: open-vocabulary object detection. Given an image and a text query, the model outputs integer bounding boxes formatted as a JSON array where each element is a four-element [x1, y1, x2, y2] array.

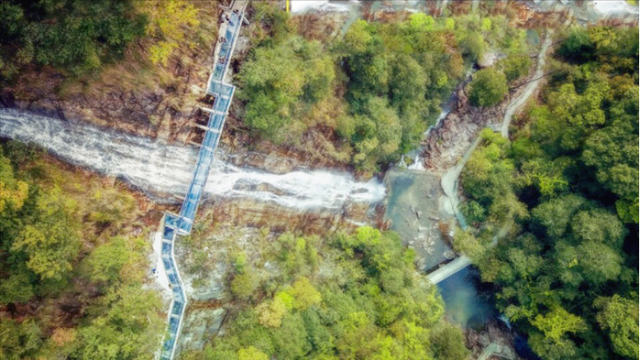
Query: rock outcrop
[[0, 43, 214, 142], [178, 307, 226, 352], [421, 85, 506, 174], [204, 197, 373, 234]]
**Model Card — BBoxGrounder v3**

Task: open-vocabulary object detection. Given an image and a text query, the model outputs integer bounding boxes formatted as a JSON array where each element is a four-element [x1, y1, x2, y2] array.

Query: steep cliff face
[[0, 50, 212, 141], [0, 2, 225, 147]]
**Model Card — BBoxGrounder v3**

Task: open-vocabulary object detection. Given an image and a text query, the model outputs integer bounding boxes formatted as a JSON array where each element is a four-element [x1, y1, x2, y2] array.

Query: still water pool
[[437, 267, 497, 329]]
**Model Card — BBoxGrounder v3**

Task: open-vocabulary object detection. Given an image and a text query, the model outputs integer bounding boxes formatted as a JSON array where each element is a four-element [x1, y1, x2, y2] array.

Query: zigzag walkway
[[158, 5, 245, 360]]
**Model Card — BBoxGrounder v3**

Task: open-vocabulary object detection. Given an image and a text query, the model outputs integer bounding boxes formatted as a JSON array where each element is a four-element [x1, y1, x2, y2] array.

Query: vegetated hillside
[[181, 227, 469, 360], [236, 3, 534, 173], [454, 26, 639, 360], [1, 1, 540, 174], [0, 141, 164, 359], [0, 0, 217, 139]]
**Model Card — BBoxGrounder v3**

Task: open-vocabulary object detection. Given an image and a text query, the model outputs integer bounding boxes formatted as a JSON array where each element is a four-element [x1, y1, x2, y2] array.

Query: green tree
[[461, 128, 525, 226], [569, 209, 627, 247], [350, 97, 402, 169], [498, 55, 532, 82], [531, 307, 587, 342], [388, 54, 428, 153], [240, 40, 304, 137], [335, 311, 379, 359], [257, 297, 288, 328], [0, 153, 29, 213], [272, 313, 311, 359], [143, 1, 200, 66], [10, 187, 81, 282], [528, 332, 579, 360], [429, 322, 470, 360], [231, 270, 259, 300], [452, 228, 485, 262], [576, 241, 623, 285], [87, 186, 137, 228], [388, 320, 431, 360], [407, 13, 435, 32], [239, 34, 334, 143], [0, 319, 42, 360], [0, 142, 165, 358], [518, 158, 569, 198], [460, 32, 485, 61], [581, 91, 639, 223], [302, 308, 335, 355], [594, 295, 639, 358], [0, 272, 34, 304], [288, 277, 322, 310], [559, 27, 595, 63], [468, 68, 508, 107], [87, 237, 130, 283], [75, 286, 163, 360], [0, 0, 147, 78], [530, 195, 587, 239], [201, 228, 460, 360], [458, 25, 639, 360]]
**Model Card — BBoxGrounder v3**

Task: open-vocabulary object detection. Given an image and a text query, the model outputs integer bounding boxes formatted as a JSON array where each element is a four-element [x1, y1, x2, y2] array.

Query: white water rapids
[[0, 109, 385, 209]]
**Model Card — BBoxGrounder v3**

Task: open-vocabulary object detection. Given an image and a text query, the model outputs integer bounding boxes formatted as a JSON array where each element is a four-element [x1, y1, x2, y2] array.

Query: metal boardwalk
[[158, 8, 244, 360]]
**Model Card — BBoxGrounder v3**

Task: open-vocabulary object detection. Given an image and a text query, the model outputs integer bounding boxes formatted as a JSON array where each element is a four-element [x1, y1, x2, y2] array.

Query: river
[[0, 103, 500, 340], [2, 2, 636, 358], [437, 267, 496, 328]]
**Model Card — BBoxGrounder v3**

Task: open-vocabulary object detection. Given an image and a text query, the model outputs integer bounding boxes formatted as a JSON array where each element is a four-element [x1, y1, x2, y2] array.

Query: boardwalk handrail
[[158, 5, 245, 360], [177, 86, 234, 235], [159, 214, 188, 360]]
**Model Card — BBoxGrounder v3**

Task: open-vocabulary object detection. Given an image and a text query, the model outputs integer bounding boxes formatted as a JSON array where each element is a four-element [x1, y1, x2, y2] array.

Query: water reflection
[[437, 267, 496, 328]]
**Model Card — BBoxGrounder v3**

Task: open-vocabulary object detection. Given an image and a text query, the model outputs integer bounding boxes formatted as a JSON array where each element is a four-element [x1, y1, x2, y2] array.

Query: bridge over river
[[158, 2, 246, 359]]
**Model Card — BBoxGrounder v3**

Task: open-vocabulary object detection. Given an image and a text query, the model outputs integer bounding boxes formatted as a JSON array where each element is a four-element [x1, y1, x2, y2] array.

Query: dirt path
[[441, 29, 556, 220], [429, 31, 556, 284], [501, 30, 554, 138]]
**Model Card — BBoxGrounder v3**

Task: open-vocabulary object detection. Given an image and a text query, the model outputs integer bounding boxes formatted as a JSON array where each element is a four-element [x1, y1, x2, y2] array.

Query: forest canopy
[[182, 227, 469, 360], [0, 142, 163, 360], [456, 26, 639, 360], [0, 0, 200, 78], [238, 4, 532, 171]]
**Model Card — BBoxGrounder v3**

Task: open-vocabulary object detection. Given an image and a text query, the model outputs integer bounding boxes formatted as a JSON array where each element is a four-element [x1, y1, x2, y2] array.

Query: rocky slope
[[421, 82, 518, 174], [0, 47, 212, 139]]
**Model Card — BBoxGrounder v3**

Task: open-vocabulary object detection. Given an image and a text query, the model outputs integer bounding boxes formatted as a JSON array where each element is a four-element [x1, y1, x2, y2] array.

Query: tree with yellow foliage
[[238, 346, 269, 360], [257, 297, 288, 328], [0, 153, 28, 214], [140, 1, 200, 66]]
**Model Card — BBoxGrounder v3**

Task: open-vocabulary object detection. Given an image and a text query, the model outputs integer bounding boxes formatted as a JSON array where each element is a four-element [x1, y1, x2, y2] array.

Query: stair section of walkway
[[177, 85, 234, 235], [159, 214, 188, 360]]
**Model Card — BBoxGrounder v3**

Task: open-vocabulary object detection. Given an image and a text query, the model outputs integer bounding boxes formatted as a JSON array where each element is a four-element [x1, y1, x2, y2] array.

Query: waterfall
[[0, 109, 385, 210], [289, 0, 350, 13], [402, 109, 450, 171]]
